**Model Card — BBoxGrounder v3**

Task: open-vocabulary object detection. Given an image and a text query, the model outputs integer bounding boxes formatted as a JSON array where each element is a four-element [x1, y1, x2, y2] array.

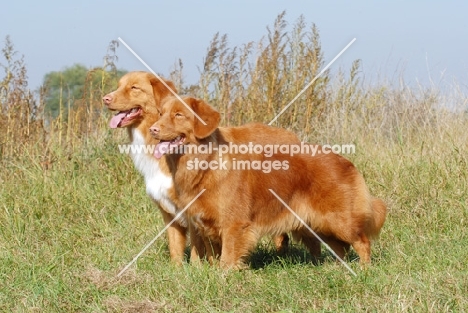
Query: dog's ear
[[189, 98, 220, 138], [148, 74, 177, 107]]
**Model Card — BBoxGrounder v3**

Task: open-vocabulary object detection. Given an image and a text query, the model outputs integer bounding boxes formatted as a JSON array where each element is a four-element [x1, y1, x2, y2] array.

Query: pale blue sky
[[1, 1, 467, 91]]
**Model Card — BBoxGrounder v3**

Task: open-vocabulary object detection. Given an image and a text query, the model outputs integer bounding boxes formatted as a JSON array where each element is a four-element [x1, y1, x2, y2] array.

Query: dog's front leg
[[159, 207, 187, 265], [219, 223, 258, 270]]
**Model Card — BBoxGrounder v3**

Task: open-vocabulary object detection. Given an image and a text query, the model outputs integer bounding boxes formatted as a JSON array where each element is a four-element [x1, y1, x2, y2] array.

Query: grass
[[1, 115, 467, 312], [1, 12, 468, 312]]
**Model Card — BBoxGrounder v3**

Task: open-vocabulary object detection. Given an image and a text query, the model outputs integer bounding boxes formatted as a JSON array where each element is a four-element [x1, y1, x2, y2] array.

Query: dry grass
[[103, 296, 169, 313], [0, 37, 122, 163]]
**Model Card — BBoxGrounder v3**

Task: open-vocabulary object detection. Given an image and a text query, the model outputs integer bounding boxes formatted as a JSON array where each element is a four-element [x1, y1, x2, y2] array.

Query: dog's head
[[149, 97, 220, 159], [103, 71, 176, 128]]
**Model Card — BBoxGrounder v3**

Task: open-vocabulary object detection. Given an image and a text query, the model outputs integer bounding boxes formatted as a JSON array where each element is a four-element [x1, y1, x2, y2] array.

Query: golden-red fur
[[103, 72, 289, 265], [151, 96, 387, 269], [103, 72, 204, 265]]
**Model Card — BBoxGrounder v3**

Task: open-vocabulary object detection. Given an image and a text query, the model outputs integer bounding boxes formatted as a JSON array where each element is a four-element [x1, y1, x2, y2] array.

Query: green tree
[[43, 63, 86, 118], [43, 64, 126, 119]]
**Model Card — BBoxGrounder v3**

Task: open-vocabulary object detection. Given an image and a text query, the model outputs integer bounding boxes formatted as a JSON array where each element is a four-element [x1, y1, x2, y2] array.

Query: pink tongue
[[109, 112, 127, 128], [154, 141, 172, 159]]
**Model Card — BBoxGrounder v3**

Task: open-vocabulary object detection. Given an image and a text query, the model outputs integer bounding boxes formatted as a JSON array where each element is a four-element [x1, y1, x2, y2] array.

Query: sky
[[1, 1, 467, 92]]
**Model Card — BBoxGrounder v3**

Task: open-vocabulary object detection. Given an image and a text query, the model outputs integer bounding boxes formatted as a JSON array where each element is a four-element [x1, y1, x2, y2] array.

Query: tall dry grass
[[194, 12, 329, 135], [0, 38, 124, 168], [2, 13, 467, 167], [0, 36, 44, 159], [169, 12, 468, 152]]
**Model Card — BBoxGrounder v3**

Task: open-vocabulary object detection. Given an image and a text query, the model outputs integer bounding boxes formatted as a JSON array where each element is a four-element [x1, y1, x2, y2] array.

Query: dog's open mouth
[[154, 135, 186, 159], [109, 108, 142, 128]]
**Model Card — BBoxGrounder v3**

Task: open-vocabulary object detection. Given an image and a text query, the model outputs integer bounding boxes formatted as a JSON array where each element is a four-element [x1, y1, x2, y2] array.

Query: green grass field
[[1, 118, 467, 312]]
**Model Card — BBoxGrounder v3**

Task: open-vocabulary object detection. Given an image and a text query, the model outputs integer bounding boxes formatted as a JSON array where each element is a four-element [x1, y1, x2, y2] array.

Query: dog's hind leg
[[204, 239, 221, 265], [323, 237, 351, 261], [351, 233, 371, 265], [292, 231, 321, 263], [189, 222, 206, 265], [273, 233, 290, 255]]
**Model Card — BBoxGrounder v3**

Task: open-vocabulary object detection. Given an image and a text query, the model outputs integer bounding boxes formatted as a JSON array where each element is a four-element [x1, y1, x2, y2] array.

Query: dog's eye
[[175, 112, 183, 118], [131, 85, 138, 90]]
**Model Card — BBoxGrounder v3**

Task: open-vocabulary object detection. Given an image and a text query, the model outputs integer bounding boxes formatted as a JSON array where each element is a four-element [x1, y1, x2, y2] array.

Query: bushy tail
[[367, 198, 387, 239]]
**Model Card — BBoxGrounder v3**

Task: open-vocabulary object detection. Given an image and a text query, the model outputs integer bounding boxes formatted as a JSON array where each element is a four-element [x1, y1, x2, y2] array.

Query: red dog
[[103, 72, 205, 265], [103, 72, 288, 265], [150, 96, 387, 269]]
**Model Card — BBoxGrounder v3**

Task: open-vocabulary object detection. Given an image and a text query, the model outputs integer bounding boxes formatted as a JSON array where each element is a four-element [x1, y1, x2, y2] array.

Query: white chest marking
[[129, 129, 184, 225]]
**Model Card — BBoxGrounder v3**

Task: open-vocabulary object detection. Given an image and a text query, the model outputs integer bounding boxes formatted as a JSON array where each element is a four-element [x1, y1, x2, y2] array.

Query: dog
[[150, 96, 387, 269], [102, 72, 289, 265], [103, 71, 206, 265]]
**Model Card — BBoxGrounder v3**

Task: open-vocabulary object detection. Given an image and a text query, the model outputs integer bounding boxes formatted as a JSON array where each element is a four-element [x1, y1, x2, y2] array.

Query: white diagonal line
[[118, 37, 207, 126], [117, 189, 206, 277], [268, 189, 357, 276], [268, 38, 357, 125]]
